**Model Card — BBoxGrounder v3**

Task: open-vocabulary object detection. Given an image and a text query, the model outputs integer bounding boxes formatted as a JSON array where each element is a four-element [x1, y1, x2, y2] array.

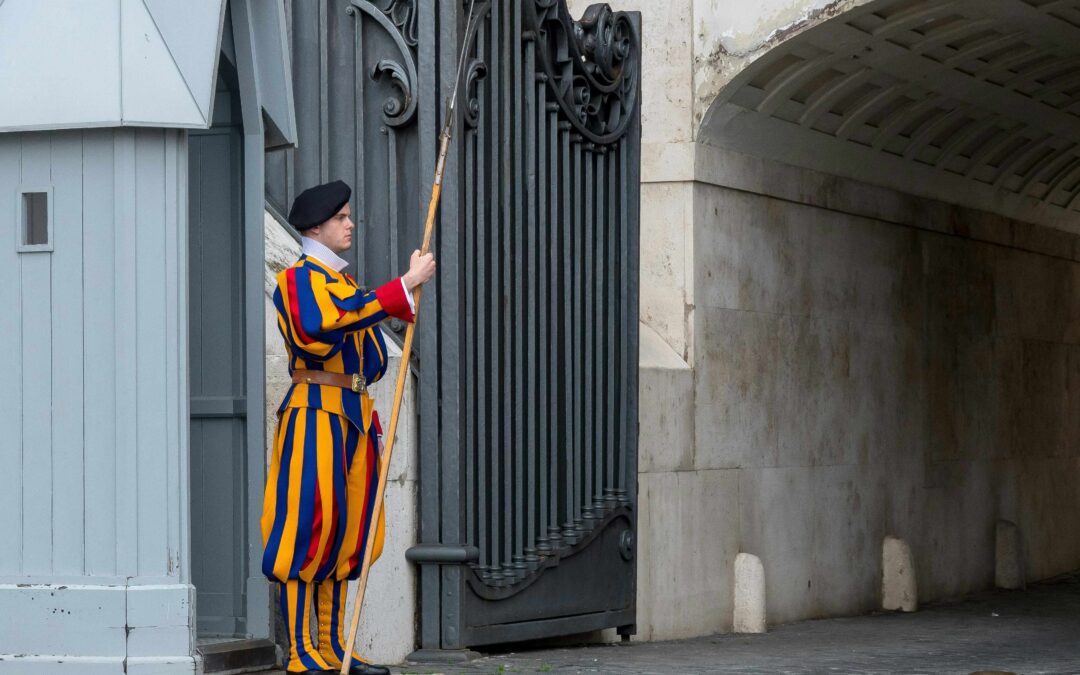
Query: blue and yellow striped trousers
[[261, 406, 384, 672]]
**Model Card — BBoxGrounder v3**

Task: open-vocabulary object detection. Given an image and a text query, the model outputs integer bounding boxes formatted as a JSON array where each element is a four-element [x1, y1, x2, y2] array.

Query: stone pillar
[[882, 536, 917, 612], [733, 553, 767, 633]]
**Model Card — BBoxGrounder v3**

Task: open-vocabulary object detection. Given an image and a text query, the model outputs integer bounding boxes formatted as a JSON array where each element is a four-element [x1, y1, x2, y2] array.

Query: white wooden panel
[[176, 134, 192, 590], [135, 128, 171, 577], [0, 583, 126, 656], [19, 133, 53, 574], [113, 130, 139, 576], [121, 0, 204, 127], [0, 0, 121, 130], [0, 0, 231, 132], [143, 0, 227, 124], [82, 130, 119, 576], [50, 130, 86, 575], [164, 130, 185, 582], [125, 584, 195, 657], [0, 134, 23, 575]]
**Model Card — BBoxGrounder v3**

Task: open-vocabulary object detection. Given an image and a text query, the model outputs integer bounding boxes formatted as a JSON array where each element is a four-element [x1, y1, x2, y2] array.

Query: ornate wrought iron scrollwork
[[525, 1, 639, 145], [463, 57, 488, 128], [374, 0, 418, 47], [347, 0, 419, 127], [460, 2, 492, 129]]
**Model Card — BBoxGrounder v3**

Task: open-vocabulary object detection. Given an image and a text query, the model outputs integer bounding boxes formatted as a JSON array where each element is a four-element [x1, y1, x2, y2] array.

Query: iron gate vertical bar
[[476, 23, 490, 580], [596, 146, 604, 516], [625, 12, 643, 516], [488, 0, 503, 586], [535, 67, 551, 558], [500, 0, 514, 584], [318, 1, 328, 183], [523, 29, 540, 571], [416, 0, 440, 651], [465, 108, 476, 561], [605, 146, 618, 509], [560, 121, 576, 546], [388, 130, 399, 272], [438, 0, 467, 649], [547, 104, 563, 552], [622, 131, 630, 505], [571, 134, 584, 538], [511, 0, 526, 583], [351, 11, 366, 279], [582, 142, 596, 528]]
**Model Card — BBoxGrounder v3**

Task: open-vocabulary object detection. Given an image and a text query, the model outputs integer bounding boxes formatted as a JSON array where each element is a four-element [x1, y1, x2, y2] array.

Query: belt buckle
[[351, 373, 367, 395]]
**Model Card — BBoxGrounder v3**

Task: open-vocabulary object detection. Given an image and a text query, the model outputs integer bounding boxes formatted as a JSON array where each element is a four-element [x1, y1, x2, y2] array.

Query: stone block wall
[[693, 164, 1080, 628]]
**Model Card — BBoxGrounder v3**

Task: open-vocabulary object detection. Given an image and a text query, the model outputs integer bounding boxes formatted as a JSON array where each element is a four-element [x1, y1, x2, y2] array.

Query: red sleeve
[[373, 278, 415, 323]]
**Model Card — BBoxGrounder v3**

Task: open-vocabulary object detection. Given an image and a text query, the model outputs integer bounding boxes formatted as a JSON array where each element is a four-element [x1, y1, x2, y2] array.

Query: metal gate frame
[[408, 0, 642, 652]]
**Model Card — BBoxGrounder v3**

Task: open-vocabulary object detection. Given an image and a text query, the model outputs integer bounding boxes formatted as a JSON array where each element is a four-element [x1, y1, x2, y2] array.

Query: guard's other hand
[[403, 249, 436, 289]]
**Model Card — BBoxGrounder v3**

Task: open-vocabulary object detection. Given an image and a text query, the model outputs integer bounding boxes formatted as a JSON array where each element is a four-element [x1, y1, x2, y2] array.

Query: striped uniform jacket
[[261, 254, 414, 585]]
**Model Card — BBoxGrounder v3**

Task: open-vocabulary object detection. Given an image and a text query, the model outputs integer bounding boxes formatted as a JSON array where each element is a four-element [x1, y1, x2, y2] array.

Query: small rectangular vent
[[17, 187, 52, 253]]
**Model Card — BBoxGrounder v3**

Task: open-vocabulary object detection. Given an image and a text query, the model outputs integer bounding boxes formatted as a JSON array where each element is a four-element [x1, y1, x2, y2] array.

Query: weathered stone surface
[[737, 464, 887, 625], [639, 323, 694, 473], [634, 469, 739, 641], [640, 181, 695, 360], [882, 536, 918, 612], [694, 307, 780, 470], [996, 520, 1024, 590], [733, 552, 766, 633]]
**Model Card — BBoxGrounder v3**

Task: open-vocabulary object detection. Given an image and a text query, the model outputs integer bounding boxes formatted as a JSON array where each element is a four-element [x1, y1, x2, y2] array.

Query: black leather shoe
[[348, 662, 391, 675]]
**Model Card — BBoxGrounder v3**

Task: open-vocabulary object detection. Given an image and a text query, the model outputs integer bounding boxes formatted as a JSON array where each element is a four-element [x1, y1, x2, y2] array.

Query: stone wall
[[690, 158, 1080, 627]]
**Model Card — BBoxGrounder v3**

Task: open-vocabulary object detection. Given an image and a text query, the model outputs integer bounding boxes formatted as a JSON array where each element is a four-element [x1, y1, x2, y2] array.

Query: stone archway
[[664, 0, 1080, 635], [699, 0, 1080, 231]]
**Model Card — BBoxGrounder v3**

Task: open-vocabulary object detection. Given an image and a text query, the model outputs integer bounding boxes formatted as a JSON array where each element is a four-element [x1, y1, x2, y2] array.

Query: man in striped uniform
[[261, 180, 435, 674]]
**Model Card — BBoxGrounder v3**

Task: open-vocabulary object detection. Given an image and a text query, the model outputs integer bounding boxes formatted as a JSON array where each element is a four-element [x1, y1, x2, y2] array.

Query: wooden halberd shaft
[[340, 126, 452, 674]]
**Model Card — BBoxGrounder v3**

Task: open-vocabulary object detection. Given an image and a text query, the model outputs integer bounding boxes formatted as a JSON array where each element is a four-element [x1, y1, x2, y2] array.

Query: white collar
[[301, 236, 349, 273]]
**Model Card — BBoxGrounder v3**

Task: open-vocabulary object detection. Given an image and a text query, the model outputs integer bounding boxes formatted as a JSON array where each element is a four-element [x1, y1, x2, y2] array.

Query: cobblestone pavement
[[257, 572, 1080, 675]]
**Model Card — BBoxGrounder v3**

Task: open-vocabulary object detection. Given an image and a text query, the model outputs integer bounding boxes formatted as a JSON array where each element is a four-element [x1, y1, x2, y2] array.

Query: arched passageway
[[702, 0, 1080, 230], [638, 0, 1080, 635]]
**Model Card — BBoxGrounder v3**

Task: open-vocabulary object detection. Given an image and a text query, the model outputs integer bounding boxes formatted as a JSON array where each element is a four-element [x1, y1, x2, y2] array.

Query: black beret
[[288, 180, 352, 230]]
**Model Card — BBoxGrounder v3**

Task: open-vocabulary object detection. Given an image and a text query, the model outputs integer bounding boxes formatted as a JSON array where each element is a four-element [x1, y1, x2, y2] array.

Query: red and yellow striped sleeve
[[273, 265, 414, 360]]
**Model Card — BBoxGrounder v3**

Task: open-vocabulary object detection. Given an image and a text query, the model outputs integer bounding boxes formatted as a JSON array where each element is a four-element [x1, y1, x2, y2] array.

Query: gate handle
[[406, 544, 481, 564]]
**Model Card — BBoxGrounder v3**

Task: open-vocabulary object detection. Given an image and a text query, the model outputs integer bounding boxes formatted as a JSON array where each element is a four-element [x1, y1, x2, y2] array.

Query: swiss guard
[[261, 180, 436, 674]]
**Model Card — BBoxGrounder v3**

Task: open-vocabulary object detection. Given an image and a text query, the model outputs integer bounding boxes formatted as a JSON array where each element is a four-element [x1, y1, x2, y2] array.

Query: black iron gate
[[266, 0, 640, 652]]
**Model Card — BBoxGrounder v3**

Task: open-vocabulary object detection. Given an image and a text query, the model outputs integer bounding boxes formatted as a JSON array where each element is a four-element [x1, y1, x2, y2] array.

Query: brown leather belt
[[292, 369, 367, 394]]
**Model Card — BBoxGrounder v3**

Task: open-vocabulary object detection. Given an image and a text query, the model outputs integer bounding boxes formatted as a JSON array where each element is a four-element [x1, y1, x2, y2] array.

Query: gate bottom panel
[[460, 509, 635, 644]]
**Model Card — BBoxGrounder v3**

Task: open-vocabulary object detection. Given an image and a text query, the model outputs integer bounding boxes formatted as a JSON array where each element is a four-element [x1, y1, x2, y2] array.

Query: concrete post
[[882, 536, 917, 612], [733, 553, 767, 633]]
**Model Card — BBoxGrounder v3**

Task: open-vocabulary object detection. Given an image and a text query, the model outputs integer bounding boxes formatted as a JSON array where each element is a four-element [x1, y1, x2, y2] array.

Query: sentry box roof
[[0, 0, 227, 132]]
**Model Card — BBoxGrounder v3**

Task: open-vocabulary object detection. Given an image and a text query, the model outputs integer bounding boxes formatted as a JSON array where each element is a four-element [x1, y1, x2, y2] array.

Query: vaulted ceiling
[[702, 0, 1080, 233]]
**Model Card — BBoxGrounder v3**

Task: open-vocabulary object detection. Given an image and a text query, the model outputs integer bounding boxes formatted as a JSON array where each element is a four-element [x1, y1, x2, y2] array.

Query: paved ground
[[258, 572, 1080, 674]]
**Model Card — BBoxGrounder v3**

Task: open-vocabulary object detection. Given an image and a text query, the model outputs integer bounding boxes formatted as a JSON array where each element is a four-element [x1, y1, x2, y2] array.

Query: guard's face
[[310, 203, 354, 254]]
